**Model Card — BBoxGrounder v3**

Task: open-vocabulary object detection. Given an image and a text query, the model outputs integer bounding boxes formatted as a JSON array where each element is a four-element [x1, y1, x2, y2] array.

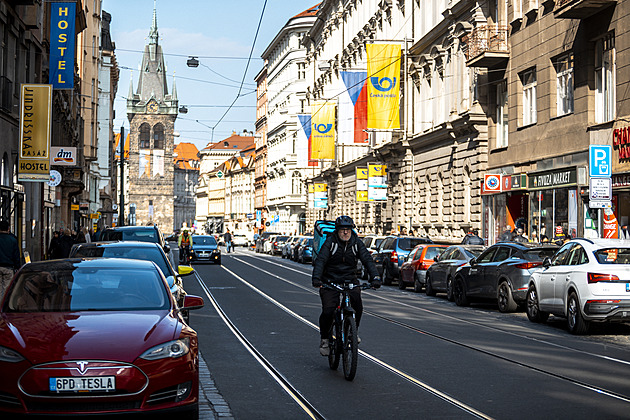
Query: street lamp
[[179, 105, 188, 114], [187, 56, 199, 68]]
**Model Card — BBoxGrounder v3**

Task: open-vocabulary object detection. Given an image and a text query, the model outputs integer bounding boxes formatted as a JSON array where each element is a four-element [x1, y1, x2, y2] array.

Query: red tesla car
[[0, 258, 204, 417]]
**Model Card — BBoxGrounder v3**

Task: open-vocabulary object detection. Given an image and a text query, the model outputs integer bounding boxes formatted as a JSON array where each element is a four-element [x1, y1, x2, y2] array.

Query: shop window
[[554, 53, 574, 117], [595, 33, 615, 124], [520, 68, 537, 126], [496, 80, 508, 148], [139, 123, 150, 149], [153, 123, 164, 149]]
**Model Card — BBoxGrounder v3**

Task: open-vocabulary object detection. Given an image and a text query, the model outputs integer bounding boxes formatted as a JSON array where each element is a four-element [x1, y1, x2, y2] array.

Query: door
[[538, 243, 572, 310], [432, 247, 456, 289], [559, 244, 588, 310], [466, 247, 498, 296], [482, 246, 513, 298]]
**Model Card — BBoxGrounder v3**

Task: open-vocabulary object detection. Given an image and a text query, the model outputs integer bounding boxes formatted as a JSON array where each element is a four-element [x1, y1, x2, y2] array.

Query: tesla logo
[[370, 76, 397, 92], [76, 361, 89, 374], [313, 123, 332, 134]]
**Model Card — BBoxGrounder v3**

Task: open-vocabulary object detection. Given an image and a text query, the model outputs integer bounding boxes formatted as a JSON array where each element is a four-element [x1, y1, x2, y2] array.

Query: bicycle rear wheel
[[342, 316, 358, 381], [327, 325, 340, 370]]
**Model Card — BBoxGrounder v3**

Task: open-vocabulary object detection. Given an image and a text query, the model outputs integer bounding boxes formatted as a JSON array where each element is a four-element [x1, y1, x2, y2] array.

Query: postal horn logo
[[370, 76, 397, 92], [485, 174, 500, 191], [313, 123, 333, 134]]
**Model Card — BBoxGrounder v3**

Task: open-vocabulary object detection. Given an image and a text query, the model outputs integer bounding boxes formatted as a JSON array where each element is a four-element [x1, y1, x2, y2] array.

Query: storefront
[[481, 173, 528, 245], [527, 167, 578, 242], [611, 173, 630, 237]]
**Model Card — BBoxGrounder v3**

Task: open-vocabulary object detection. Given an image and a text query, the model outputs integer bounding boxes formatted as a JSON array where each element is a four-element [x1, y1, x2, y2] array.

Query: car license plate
[[49, 376, 115, 392]]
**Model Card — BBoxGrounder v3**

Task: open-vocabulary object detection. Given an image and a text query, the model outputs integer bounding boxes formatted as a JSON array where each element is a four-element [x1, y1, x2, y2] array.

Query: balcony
[[554, 0, 616, 19], [465, 25, 509, 68]]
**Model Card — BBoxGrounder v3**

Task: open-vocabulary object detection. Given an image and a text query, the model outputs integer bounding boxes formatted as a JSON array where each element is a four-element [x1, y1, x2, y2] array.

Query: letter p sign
[[589, 145, 612, 178]]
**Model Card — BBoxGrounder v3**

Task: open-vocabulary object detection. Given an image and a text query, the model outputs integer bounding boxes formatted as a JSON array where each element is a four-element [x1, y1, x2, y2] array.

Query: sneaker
[[319, 339, 329, 356]]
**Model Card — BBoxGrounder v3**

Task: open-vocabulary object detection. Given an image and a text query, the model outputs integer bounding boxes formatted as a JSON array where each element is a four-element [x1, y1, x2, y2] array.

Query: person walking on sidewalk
[[0, 220, 21, 298], [461, 228, 484, 245], [223, 229, 233, 253]]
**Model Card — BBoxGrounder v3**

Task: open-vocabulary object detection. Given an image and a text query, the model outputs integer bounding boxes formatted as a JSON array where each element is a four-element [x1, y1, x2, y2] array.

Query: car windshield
[[424, 247, 445, 260], [463, 248, 484, 259], [523, 248, 557, 261], [398, 238, 430, 250], [5, 267, 170, 312], [72, 246, 171, 277], [374, 238, 385, 249], [594, 248, 630, 264], [193, 236, 217, 246], [102, 229, 158, 243]]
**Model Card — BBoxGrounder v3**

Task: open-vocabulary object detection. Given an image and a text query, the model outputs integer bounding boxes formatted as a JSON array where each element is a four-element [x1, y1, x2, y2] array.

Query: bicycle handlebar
[[322, 282, 375, 291]]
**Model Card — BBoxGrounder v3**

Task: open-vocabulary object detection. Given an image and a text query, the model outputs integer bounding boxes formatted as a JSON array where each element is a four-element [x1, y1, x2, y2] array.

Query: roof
[[201, 133, 254, 152], [293, 3, 320, 18], [174, 142, 200, 170]]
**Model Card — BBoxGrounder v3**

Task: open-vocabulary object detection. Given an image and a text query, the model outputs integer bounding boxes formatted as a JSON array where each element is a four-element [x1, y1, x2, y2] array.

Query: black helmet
[[335, 215, 355, 230]]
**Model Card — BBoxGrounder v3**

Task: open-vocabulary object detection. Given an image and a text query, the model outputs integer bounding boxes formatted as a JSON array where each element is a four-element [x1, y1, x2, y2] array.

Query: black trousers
[[319, 286, 363, 339]]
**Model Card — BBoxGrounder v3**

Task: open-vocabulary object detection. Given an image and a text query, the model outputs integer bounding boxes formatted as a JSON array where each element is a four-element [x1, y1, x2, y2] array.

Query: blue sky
[[103, 0, 319, 151]]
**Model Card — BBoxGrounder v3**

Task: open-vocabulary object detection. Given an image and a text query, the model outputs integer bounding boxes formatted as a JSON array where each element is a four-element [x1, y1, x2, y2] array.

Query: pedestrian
[[513, 227, 528, 243], [48, 231, 63, 259], [499, 225, 513, 242], [461, 228, 484, 245], [75, 228, 86, 244], [400, 227, 408, 235], [0, 220, 21, 298], [93, 226, 101, 242], [58, 228, 75, 258], [224, 229, 233, 253]]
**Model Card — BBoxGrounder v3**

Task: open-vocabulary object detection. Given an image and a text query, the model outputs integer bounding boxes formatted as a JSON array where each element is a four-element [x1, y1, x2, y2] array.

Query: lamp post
[[119, 126, 125, 226]]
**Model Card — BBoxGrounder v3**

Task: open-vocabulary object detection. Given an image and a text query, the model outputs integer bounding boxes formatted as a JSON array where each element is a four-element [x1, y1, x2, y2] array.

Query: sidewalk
[[199, 354, 234, 419]]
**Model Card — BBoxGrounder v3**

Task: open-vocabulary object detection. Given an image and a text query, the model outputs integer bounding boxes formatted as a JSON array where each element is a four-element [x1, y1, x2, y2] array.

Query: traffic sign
[[273, 214, 280, 223], [589, 145, 612, 178], [589, 178, 612, 201], [589, 200, 612, 209], [216, 170, 224, 178]]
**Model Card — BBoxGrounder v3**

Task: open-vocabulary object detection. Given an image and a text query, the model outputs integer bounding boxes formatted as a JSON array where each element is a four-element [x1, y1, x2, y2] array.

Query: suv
[[374, 236, 433, 285], [100, 225, 169, 255]]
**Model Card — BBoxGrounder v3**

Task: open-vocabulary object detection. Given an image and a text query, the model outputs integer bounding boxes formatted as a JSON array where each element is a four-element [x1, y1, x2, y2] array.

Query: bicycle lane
[[187, 253, 484, 419]]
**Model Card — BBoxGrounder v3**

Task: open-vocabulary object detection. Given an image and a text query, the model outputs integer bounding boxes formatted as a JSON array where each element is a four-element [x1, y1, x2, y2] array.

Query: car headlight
[[0, 345, 25, 362], [139, 338, 190, 360]]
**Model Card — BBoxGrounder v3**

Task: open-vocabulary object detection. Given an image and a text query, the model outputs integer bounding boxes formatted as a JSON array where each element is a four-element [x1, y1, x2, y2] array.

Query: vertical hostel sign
[[19, 84, 52, 181], [50, 2, 76, 89]]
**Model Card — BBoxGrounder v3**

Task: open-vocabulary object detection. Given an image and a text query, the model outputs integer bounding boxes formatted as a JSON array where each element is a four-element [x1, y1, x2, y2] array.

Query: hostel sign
[[19, 84, 52, 181], [49, 2, 76, 89]]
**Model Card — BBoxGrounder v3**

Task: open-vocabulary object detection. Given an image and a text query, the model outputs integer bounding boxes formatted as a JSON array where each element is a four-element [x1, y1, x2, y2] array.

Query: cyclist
[[178, 230, 192, 264], [312, 215, 381, 356]]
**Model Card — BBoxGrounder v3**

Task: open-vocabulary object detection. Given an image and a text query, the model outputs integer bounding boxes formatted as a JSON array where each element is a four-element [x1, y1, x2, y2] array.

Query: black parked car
[[297, 237, 314, 264], [373, 236, 433, 285], [190, 235, 221, 264], [424, 245, 485, 300], [271, 235, 290, 255], [100, 225, 170, 255], [453, 242, 557, 312]]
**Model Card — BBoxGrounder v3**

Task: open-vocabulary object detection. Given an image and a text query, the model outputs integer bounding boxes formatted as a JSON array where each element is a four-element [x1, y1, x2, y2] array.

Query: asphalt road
[[183, 247, 630, 419]]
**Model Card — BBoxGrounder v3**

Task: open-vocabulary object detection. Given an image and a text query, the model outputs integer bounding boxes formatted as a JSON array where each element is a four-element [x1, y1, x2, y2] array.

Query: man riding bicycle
[[178, 230, 192, 264], [312, 216, 381, 356]]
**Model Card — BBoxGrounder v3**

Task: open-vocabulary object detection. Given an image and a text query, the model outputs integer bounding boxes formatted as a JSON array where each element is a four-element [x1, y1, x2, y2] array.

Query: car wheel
[[497, 281, 518, 313], [453, 277, 469, 307], [215, 259, 221, 265], [413, 271, 423, 293], [383, 265, 393, 285], [567, 292, 590, 335], [398, 274, 407, 290], [425, 273, 436, 296], [526, 284, 549, 323], [446, 277, 454, 302]]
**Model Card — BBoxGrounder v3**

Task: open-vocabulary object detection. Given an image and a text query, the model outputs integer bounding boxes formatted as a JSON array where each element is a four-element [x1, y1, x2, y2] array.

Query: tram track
[[227, 252, 630, 405]]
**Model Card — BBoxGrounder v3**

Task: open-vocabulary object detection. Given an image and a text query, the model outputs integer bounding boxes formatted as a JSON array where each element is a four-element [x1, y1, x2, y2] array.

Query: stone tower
[[126, 2, 178, 230]]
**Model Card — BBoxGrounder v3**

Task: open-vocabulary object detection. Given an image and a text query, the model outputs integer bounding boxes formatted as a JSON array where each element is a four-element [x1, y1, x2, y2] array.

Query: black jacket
[[0, 232, 20, 269], [312, 231, 378, 285], [461, 233, 484, 245]]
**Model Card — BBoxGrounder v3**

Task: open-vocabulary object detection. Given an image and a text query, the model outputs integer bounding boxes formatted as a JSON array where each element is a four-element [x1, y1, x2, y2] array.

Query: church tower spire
[[148, 0, 158, 45]]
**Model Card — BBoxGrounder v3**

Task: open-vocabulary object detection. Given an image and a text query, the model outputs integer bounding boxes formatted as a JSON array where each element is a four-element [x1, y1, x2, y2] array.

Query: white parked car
[[263, 235, 276, 254], [233, 234, 249, 247], [527, 238, 630, 334]]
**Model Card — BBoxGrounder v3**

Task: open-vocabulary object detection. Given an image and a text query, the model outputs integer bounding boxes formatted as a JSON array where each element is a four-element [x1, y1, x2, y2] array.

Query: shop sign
[[613, 126, 630, 161], [483, 174, 501, 194], [50, 147, 77, 166], [612, 173, 630, 187], [502, 174, 527, 191], [528, 168, 576, 190]]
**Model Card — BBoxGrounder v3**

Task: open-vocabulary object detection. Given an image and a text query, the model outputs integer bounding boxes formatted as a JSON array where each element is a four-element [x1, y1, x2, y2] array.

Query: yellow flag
[[311, 101, 335, 160], [367, 44, 401, 130]]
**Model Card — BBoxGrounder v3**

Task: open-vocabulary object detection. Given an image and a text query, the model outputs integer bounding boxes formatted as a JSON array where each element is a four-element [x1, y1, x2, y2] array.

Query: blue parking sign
[[589, 145, 611, 178]]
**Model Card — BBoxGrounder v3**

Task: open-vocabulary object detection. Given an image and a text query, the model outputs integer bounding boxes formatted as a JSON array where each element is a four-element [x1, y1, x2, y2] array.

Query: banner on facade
[[368, 163, 387, 201], [340, 71, 369, 144], [114, 132, 130, 160], [314, 183, 328, 209], [367, 43, 401, 130], [297, 114, 318, 167], [356, 167, 368, 202], [139, 150, 150, 177], [311, 101, 335, 160], [19, 84, 52, 181], [49, 2, 76, 89], [152, 150, 164, 177]]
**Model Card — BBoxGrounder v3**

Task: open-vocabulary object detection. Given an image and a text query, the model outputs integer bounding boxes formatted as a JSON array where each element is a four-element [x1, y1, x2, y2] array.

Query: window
[[297, 62, 306, 80], [521, 69, 537, 125], [493, 247, 512, 262], [153, 123, 164, 149], [595, 34, 615, 124], [292, 171, 302, 195], [496, 80, 508, 147], [551, 243, 572, 266], [567, 245, 588, 265], [139, 123, 150, 149], [478, 247, 498, 264], [555, 53, 573, 117]]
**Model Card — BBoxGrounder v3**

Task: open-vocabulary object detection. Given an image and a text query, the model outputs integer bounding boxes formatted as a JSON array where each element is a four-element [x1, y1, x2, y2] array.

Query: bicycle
[[322, 282, 373, 381]]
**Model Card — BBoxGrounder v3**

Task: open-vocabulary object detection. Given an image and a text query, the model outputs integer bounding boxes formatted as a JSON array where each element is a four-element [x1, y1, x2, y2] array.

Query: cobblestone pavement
[[199, 353, 234, 420]]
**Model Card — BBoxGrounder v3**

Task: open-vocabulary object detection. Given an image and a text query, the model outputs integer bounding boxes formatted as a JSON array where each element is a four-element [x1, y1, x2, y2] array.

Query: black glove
[[370, 276, 382, 289], [312, 278, 323, 288]]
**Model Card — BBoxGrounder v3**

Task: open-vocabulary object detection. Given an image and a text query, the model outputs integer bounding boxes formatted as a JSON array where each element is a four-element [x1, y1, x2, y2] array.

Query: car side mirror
[[182, 295, 204, 310], [470, 257, 477, 266], [543, 257, 551, 268], [164, 244, 171, 254], [178, 266, 195, 276], [434, 254, 440, 262]]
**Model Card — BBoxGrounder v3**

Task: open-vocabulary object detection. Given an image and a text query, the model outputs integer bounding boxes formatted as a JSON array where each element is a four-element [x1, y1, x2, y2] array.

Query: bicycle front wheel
[[328, 325, 340, 370], [342, 316, 358, 381]]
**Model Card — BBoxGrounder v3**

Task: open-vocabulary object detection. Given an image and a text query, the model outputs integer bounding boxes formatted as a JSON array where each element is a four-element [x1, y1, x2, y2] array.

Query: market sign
[[528, 167, 576, 190], [19, 84, 52, 181]]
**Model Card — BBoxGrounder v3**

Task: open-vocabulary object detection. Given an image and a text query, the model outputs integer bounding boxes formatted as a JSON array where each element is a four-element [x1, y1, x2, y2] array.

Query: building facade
[[173, 142, 199, 232]]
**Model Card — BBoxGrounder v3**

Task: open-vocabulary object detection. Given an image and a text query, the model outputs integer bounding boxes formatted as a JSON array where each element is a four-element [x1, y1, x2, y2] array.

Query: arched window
[[463, 166, 471, 223], [292, 171, 302, 195], [153, 123, 164, 149], [437, 173, 444, 223], [139, 123, 150, 149], [425, 175, 431, 221], [1, 153, 7, 186]]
